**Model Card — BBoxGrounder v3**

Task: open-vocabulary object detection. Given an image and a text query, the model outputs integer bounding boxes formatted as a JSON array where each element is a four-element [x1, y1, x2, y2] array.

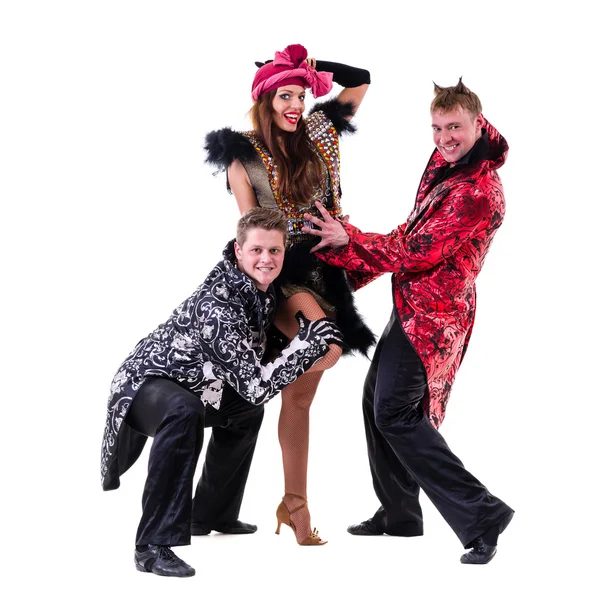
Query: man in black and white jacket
[[100, 207, 342, 577]]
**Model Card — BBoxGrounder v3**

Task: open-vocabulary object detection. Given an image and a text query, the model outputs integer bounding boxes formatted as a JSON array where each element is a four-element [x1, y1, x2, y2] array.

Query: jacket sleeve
[[318, 182, 490, 280], [196, 300, 329, 405]]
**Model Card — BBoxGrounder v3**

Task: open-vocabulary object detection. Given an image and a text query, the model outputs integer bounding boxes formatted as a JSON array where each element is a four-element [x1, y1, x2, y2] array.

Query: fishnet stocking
[[274, 292, 341, 543]]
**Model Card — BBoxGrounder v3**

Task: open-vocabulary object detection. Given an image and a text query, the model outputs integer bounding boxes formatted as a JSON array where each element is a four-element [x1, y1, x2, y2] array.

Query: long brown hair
[[250, 90, 323, 203]]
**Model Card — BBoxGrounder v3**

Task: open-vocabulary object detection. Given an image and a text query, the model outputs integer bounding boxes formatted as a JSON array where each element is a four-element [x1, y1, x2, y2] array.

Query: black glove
[[294, 311, 344, 347], [315, 61, 370, 88], [254, 59, 370, 88]]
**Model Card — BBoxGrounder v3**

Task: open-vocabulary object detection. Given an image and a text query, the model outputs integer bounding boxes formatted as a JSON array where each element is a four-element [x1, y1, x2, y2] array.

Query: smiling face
[[234, 227, 285, 291], [431, 106, 485, 164], [271, 85, 306, 132]]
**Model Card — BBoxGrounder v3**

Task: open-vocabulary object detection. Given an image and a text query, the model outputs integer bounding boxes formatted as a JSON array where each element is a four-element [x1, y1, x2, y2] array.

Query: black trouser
[[363, 312, 514, 547], [126, 377, 264, 547]]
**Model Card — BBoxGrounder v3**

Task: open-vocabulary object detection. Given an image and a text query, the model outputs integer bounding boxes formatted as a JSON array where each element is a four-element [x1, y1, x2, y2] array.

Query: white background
[[1, 1, 597, 598]]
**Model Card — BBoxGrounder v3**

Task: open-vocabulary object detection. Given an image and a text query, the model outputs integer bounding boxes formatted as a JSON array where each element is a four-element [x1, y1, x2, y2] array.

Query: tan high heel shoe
[[275, 493, 327, 546]]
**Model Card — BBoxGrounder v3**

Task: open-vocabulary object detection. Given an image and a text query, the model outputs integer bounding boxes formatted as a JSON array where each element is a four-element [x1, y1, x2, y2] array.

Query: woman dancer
[[205, 44, 373, 545]]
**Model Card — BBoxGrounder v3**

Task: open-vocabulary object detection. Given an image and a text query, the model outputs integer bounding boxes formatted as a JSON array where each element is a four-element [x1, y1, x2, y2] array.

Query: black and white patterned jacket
[[101, 241, 332, 491]]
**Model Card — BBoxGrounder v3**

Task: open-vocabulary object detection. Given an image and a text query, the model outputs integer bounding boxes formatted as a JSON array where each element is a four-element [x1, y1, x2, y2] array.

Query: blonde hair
[[236, 207, 288, 247]]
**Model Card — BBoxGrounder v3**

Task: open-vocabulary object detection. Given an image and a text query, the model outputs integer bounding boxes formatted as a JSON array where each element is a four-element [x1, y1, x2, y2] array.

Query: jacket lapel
[[406, 160, 446, 234]]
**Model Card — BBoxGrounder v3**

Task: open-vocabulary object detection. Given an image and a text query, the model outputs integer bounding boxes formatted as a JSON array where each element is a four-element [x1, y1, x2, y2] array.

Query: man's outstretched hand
[[301, 201, 350, 252], [294, 311, 344, 347]]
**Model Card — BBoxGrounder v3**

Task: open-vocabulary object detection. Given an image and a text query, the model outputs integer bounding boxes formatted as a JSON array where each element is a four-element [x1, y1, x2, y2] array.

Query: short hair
[[430, 77, 482, 119], [236, 207, 288, 247]]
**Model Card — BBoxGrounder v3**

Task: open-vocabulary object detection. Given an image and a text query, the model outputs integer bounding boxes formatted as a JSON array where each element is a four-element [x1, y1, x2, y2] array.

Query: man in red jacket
[[303, 79, 514, 564]]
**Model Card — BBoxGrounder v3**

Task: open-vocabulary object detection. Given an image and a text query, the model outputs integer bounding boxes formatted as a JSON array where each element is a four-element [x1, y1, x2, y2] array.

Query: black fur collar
[[309, 98, 357, 136], [204, 128, 256, 171]]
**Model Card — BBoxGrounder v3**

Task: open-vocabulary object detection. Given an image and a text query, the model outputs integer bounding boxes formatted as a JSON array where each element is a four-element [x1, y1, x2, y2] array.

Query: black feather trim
[[320, 262, 376, 356], [204, 128, 256, 171], [277, 241, 376, 356], [309, 98, 357, 136]]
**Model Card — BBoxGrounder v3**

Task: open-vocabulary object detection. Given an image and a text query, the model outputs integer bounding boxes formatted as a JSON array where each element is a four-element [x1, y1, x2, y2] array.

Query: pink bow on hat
[[272, 44, 309, 68], [251, 44, 333, 101]]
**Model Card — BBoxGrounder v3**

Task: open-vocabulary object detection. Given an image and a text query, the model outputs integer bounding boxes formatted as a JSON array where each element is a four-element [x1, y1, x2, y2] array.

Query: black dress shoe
[[191, 519, 257, 536], [347, 518, 423, 537], [460, 537, 497, 564], [134, 545, 195, 577], [347, 518, 385, 536]]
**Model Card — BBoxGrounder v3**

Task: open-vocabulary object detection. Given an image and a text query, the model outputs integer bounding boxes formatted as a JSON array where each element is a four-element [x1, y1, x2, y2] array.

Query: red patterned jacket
[[319, 120, 508, 428]]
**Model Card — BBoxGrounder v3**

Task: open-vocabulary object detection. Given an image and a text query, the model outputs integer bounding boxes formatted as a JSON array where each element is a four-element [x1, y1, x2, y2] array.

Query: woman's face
[[271, 85, 306, 132]]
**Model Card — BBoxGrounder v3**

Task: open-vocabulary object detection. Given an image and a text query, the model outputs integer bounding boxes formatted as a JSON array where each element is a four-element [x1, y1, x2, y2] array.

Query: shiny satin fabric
[[126, 377, 264, 546], [363, 313, 514, 547]]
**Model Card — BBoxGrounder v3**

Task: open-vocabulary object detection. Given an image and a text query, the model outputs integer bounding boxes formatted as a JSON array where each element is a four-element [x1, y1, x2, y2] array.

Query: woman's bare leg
[[274, 293, 342, 543]]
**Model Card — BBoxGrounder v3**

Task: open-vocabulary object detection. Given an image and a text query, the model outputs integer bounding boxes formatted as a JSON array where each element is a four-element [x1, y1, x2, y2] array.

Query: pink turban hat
[[251, 44, 333, 101]]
